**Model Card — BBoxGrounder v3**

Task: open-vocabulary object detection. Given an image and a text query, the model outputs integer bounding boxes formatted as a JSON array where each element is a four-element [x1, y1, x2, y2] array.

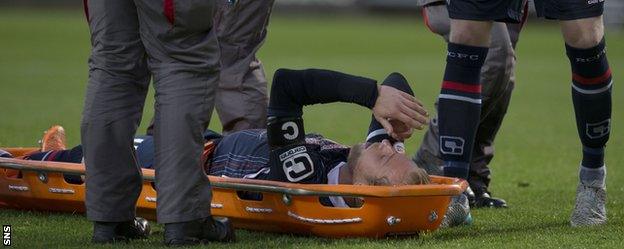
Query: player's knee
[[565, 31, 603, 49], [450, 30, 489, 47], [561, 17, 605, 48], [449, 20, 492, 47]]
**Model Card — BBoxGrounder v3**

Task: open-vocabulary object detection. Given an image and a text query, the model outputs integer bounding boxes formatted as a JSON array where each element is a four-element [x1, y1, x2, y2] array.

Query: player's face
[[351, 140, 416, 186]]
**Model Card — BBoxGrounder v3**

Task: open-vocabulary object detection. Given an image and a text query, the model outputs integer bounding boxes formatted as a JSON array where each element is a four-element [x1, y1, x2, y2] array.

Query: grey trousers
[[414, 4, 521, 194], [81, 0, 220, 223], [213, 0, 274, 134], [144, 0, 272, 135]]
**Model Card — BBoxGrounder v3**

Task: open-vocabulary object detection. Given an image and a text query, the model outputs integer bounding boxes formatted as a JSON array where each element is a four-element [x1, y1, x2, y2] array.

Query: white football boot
[[570, 183, 607, 227], [570, 165, 607, 227], [440, 193, 471, 228]]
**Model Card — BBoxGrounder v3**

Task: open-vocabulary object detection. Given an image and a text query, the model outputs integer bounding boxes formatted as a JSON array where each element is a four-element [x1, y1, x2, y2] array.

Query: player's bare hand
[[372, 85, 429, 139]]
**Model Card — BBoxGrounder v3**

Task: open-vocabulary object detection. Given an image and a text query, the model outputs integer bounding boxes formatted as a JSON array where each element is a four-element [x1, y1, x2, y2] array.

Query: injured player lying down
[[1, 69, 431, 208]]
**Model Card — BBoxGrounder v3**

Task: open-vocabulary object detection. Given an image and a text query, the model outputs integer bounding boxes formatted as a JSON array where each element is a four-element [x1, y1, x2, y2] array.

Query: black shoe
[[164, 217, 235, 247], [92, 217, 151, 244], [469, 192, 508, 208]]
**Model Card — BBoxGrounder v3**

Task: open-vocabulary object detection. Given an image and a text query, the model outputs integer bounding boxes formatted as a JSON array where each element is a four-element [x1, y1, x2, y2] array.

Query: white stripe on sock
[[41, 150, 54, 161], [438, 94, 482, 104], [572, 79, 613, 95]]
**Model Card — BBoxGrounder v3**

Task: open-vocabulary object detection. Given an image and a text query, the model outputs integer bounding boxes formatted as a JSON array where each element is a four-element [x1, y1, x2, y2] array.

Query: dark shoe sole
[[164, 217, 236, 247]]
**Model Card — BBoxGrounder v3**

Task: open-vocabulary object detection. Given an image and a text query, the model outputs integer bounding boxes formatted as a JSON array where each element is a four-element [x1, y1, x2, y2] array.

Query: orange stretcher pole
[[0, 148, 467, 238]]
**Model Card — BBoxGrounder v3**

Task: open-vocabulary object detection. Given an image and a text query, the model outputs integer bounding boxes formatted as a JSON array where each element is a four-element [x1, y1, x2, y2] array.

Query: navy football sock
[[26, 145, 83, 163], [566, 38, 612, 169], [438, 43, 488, 179]]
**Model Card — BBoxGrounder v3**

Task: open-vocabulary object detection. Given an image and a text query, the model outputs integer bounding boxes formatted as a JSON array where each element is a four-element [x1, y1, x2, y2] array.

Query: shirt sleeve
[[267, 68, 379, 118]]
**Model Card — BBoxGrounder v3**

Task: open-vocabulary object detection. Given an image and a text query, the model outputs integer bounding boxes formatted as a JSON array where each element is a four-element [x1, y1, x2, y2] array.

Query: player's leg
[[214, 0, 274, 134], [439, 21, 491, 180], [415, 3, 481, 177], [440, 0, 524, 179], [439, 0, 499, 180], [437, 20, 492, 198], [134, 0, 234, 245], [26, 146, 85, 184], [416, 3, 519, 208], [80, 0, 151, 243], [26, 146, 83, 163], [563, 17, 610, 227], [438, 17, 492, 228], [534, 0, 611, 226], [436, 0, 525, 226]]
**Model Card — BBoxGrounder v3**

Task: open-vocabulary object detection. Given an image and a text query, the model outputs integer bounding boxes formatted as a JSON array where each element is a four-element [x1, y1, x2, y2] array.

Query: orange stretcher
[[0, 147, 467, 238]]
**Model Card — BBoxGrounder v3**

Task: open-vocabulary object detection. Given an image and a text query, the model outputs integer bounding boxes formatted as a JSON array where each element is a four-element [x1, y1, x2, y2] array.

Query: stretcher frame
[[0, 147, 467, 238]]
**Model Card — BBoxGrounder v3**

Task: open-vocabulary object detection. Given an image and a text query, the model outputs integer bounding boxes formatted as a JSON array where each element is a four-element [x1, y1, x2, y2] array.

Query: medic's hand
[[372, 85, 429, 140]]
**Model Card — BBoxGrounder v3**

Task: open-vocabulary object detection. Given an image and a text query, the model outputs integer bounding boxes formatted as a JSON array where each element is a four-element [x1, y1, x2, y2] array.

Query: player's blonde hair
[[346, 143, 430, 186]]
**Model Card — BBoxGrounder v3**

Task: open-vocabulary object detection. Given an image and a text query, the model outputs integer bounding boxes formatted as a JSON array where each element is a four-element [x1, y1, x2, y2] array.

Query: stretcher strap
[[287, 211, 362, 224]]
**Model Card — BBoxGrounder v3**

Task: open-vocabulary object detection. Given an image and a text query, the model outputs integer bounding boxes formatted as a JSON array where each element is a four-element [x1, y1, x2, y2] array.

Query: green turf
[[1, 8, 624, 248]]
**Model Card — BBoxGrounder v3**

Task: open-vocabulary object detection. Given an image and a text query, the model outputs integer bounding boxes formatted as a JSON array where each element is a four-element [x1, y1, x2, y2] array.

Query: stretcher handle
[[210, 176, 467, 197], [0, 159, 85, 175], [0, 158, 467, 197]]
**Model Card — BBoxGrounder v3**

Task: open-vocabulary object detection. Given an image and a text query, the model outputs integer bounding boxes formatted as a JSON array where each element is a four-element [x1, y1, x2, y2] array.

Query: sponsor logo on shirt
[[280, 146, 314, 182], [279, 146, 307, 161]]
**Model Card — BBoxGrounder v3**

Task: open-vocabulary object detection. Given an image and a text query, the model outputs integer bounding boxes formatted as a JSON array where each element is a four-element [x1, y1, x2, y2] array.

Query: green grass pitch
[[1, 8, 623, 248]]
